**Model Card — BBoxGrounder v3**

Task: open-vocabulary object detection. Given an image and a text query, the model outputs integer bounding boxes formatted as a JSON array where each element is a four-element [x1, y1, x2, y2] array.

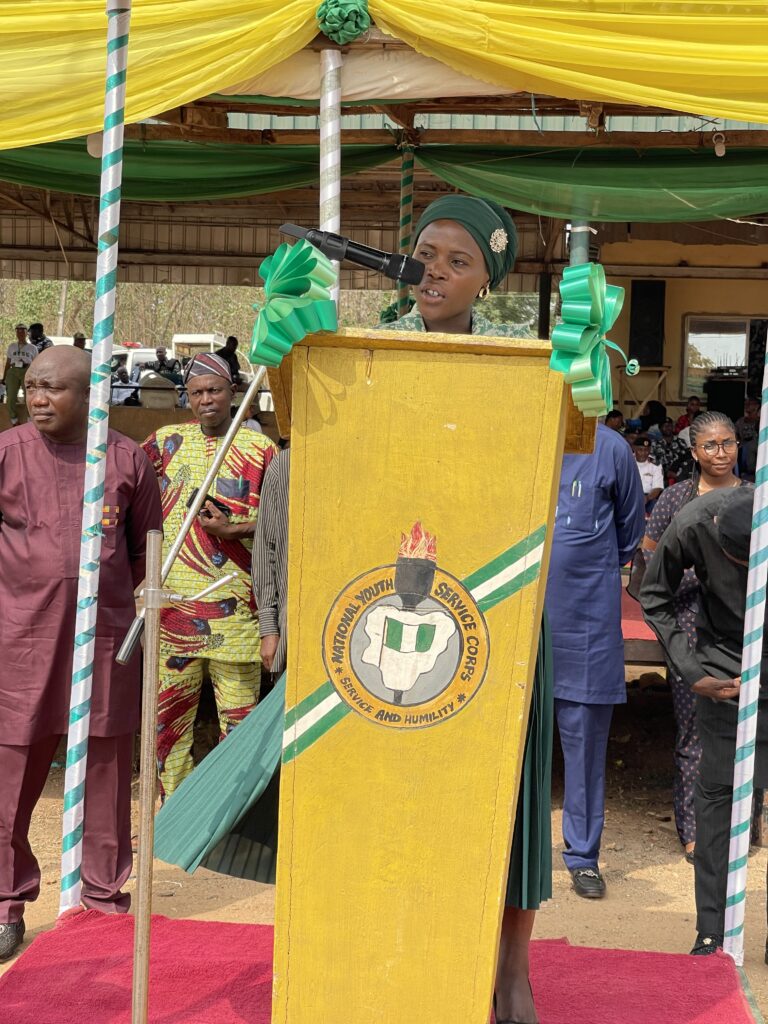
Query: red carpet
[[621, 586, 656, 641], [0, 912, 273, 1024], [529, 938, 757, 1023], [0, 912, 757, 1023]]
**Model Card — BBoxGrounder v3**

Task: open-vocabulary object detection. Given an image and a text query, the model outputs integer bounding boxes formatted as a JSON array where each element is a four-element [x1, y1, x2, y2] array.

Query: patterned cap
[[183, 352, 233, 384]]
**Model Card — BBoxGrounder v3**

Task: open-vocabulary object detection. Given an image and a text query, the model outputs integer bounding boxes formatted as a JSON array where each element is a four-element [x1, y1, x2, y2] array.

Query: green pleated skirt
[[154, 621, 554, 910], [506, 617, 554, 909]]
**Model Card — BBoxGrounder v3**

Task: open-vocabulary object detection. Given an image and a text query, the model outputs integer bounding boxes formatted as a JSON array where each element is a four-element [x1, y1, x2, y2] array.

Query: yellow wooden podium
[[273, 328, 567, 1024]]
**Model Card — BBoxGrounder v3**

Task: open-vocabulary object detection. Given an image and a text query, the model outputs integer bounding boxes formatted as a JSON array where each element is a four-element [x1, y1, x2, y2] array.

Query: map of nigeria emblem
[[321, 523, 490, 729]]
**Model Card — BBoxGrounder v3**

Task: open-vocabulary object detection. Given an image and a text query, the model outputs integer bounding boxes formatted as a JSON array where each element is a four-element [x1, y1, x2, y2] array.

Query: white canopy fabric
[[222, 48, 515, 102]]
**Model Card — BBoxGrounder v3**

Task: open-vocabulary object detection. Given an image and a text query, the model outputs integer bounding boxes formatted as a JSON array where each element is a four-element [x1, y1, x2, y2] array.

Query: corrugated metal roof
[[230, 112, 766, 132]]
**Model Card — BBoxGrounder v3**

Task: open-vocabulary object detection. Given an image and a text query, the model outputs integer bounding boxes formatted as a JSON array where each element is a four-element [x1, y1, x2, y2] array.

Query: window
[[683, 316, 749, 397]]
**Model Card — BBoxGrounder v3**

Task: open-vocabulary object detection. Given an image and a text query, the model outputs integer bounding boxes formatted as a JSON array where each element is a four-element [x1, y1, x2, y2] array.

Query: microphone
[[279, 223, 425, 286]]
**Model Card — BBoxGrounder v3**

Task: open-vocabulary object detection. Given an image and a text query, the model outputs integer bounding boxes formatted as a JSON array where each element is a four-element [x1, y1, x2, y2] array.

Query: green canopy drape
[[1, 137, 767, 222], [0, 138, 396, 202], [417, 146, 768, 223]]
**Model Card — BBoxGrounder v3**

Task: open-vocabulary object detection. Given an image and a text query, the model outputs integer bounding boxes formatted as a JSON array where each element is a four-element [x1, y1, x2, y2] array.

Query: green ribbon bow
[[549, 262, 639, 416], [317, 0, 371, 44], [249, 240, 338, 368]]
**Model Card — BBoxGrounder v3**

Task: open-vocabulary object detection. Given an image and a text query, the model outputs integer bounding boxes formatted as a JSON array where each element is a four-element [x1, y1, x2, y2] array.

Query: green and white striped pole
[[59, 0, 132, 915], [397, 145, 414, 316], [723, 359, 768, 964], [319, 47, 342, 306]]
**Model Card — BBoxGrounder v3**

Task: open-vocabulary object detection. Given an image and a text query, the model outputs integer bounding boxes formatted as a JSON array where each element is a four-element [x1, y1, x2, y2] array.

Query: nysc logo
[[321, 523, 490, 729]]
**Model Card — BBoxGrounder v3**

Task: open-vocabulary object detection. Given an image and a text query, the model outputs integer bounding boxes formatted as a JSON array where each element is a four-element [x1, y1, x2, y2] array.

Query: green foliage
[[485, 292, 540, 331], [338, 289, 397, 328], [0, 279, 94, 340], [0, 280, 263, 347], [0, 279, 546, 350]]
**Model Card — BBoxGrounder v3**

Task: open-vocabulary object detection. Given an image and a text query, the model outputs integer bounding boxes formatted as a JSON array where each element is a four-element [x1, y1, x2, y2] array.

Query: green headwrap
[[413, 195, 518, 290]]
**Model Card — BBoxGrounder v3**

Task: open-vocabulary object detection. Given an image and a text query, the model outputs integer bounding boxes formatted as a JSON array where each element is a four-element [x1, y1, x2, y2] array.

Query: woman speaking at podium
[[155, 194, 551, 1024], [380, 194, 551, 1024]]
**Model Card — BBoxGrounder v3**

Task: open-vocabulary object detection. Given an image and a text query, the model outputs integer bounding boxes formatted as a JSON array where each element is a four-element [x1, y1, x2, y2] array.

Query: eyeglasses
[[694, 439, 738, 455]]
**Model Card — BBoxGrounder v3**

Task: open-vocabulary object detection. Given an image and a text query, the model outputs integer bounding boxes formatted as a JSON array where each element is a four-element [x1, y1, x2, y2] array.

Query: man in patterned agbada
[[142, 353, 276, 797]]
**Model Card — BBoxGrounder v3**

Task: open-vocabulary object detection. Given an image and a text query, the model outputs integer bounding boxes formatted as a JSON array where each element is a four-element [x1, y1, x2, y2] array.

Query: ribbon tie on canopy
[[249, 240, 338, 368], [316, 0, 371, 44], [549, 263, 638, 416]]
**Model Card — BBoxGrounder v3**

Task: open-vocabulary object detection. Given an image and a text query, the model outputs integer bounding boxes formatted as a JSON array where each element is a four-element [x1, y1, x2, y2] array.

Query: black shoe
[[570, 867, 606, 899], [690, 933, 722, 956], [0, 920, 25, 962]]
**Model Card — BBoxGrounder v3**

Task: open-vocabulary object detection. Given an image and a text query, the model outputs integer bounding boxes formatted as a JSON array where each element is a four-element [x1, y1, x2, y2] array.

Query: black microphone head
[[387, 253, 425, 286], [279, 223, 309, 241]]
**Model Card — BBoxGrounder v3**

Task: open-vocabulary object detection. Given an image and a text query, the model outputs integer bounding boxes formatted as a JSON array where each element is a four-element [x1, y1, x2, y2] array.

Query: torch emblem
[[362, 525, 456, 704], [322, 523, 490, 730]]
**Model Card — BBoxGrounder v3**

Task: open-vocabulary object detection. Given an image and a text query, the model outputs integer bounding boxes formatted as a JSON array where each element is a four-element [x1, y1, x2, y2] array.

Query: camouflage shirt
[[377, 308, 533, 338]]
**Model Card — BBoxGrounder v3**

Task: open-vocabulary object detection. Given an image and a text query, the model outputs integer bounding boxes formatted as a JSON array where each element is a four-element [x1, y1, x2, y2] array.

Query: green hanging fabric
[[0, 137, 395, 203], [416, 145, 768, 223], [2, 137, 768, 222]]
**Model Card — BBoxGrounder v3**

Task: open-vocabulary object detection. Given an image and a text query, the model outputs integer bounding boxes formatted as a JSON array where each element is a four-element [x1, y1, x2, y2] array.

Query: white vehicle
[[110, 346, 161, 379], [171, 332, 254, 384], [170, 333, 225, 361]]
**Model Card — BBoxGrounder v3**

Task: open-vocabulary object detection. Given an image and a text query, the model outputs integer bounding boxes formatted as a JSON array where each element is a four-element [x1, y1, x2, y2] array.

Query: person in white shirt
[[110, 368, 137, 406], [1, 324, 38, 426], [633, 435, 664, 512]]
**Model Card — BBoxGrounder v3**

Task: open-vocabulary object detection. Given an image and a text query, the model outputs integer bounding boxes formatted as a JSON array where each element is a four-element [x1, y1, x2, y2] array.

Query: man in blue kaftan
[[546, 422, 645, 898]]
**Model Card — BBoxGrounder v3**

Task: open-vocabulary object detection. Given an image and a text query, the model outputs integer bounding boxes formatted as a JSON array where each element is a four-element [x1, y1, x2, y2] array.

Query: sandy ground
[[2, 689, 767, 1018]]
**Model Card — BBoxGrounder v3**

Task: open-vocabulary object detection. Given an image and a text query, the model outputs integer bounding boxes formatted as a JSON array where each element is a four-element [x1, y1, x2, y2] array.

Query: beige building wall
[[602, 240, 768, 415]]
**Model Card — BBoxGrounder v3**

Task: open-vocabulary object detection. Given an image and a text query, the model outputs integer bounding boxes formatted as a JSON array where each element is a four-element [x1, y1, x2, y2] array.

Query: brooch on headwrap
[[489, 228, 508, 253]]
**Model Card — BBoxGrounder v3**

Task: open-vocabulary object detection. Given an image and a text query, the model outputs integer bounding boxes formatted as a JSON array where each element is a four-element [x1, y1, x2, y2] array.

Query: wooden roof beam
[[123, 123, 768, 149], [195, 94, 679, 118]]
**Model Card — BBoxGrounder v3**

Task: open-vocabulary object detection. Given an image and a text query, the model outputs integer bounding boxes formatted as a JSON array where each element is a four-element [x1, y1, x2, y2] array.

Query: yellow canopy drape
[[1, 0, 767, 151], [0, 0, 319, 151], [371, 0, 768, 125]]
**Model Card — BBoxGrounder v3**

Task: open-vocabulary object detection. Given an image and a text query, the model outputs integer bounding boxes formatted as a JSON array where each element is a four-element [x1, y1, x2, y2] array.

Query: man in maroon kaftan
[[0, 347, 162, 961]]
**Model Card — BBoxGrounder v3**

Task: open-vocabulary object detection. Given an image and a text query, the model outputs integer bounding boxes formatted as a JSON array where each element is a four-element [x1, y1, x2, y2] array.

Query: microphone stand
[[116, 363, 269, 664]]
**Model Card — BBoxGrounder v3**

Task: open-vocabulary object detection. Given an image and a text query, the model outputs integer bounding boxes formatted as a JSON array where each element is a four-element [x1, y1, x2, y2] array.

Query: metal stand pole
[[569, 220, 591, 266], [131, 529, 163, 1024], [320, 48, 343, 307], [537, 271, 552, 338]]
